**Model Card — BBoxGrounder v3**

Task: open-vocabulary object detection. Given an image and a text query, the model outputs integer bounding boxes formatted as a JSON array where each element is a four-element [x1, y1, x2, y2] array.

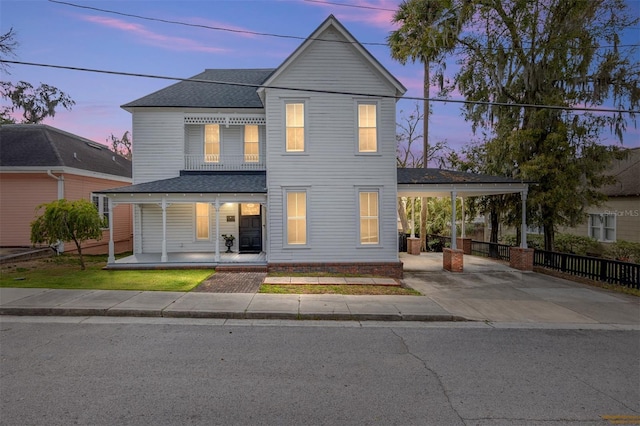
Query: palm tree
[[388, 0, 467, 248]]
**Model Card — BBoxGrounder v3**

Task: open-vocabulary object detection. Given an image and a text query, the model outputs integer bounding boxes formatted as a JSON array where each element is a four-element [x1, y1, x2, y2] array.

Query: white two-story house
[[100, 15, 407, 277]]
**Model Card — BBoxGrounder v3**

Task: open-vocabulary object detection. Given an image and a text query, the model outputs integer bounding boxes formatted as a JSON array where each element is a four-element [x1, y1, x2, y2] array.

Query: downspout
[[46, 170, 65, 253], [47, 170, 64, 199]]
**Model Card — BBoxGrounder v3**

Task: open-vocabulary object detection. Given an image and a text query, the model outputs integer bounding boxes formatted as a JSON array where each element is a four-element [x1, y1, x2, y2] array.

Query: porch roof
[[97, 171, 267, 195]]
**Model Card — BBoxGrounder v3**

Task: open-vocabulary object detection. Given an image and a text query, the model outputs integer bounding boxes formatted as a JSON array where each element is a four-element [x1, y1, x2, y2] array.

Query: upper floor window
[[244, 125, 259, 163], [204, 124, 220, 163], [91, 194, 109, 228], [286, 191, 307, 245], [589, 214, 616, 242], [286, 103, 305, 152], [358, 103, 377, 153], [196, 203, 210, 240], [359, 191, 379, 244]]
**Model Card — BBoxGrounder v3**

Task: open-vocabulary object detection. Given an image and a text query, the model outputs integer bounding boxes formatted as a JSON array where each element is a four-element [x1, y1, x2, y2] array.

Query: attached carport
[[397, 168, 532, 272]]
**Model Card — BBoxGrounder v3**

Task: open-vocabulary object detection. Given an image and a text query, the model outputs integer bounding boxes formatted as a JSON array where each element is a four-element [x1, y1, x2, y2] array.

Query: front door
[[239, 203, 262, 253]]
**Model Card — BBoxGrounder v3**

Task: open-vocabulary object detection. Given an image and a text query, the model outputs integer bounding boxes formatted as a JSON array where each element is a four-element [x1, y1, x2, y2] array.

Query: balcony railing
[[184, 154, 265, 171]]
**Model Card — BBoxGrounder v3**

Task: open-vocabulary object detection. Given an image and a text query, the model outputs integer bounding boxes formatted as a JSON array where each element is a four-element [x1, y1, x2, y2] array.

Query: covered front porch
[[98, 171, 268, 268]]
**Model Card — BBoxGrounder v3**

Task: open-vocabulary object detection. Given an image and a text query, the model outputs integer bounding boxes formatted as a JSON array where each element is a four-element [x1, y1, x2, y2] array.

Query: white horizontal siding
[[132, 111, 184, 184], [264, 25, 398, 263], [139, 202, 241, 253]]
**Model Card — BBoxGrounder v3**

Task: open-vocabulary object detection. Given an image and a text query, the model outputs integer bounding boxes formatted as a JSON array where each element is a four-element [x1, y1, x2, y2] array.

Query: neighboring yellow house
[[562, 147, 640, 245]]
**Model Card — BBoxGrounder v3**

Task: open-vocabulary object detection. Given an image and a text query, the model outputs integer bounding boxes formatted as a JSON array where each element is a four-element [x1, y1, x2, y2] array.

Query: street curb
[[0, 307, 470, 322]]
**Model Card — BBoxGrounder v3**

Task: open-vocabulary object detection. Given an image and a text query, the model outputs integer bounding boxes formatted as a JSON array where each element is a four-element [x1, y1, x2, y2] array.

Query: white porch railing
[[184, 154, 265, 171]]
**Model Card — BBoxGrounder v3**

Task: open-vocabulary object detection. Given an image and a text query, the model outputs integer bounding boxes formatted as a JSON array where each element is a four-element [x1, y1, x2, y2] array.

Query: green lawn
[[260, 284, 421, 295], [0, 254, 214, 292]]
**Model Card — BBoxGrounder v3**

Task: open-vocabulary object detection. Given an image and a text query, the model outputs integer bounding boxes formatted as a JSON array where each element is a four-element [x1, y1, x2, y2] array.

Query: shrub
[[554, 234, 600, 256], [606, 240, 640, 263]]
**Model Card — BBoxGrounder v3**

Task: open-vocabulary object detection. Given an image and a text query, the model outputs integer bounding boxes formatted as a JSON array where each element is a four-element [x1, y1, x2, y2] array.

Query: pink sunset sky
[[1, 0, 638, 156]]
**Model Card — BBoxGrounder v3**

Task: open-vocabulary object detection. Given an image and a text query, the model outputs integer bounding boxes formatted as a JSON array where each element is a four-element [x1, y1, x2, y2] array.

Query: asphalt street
[[1, 317, 638, 425]]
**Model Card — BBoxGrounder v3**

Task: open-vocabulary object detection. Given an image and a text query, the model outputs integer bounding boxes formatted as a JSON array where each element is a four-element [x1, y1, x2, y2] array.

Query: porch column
[[450, 191, 457, 249], [521, 188, 528, 249], [461, 197, 466, 238], [214, 198, 220, 262], [161, 198, 168, 262], [107, 198, 115, 264]]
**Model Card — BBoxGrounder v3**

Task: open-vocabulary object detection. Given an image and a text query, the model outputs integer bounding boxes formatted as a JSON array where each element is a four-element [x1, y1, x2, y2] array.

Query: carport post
[[450, 191, 457, 250], [521, 188, 528, 249]]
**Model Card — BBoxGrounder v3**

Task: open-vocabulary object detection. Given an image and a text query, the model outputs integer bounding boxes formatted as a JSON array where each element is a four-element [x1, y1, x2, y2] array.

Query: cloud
[[80, 15, 227, 53], [306, 0, 398, 29]]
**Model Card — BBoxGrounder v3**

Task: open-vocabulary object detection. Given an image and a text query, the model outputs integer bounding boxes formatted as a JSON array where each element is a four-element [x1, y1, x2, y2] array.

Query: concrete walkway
[[1, 266, 638, 327]]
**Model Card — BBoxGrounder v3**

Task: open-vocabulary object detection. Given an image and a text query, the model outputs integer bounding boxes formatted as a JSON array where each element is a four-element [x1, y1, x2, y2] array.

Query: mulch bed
[[193, 272, 266, 293]]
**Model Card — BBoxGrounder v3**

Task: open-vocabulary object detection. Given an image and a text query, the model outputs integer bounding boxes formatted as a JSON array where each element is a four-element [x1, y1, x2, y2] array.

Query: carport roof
[[397, 168, 529, 197]]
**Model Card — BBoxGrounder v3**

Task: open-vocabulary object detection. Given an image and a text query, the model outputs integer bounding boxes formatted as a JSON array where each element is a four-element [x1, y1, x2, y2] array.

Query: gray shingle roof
[[602, 147, 640, 197], [0, 124, 132, 178], [98, 171, 267, 194], [122, 69, 275, 109], [397, 168, 528, 185]]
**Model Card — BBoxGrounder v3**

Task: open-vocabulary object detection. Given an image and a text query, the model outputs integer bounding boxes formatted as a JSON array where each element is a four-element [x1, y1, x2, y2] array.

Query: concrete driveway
[[401, 253, 639, 325]]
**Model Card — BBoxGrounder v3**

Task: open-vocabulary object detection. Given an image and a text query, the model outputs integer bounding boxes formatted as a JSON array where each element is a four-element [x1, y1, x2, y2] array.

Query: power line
[[47, 0, 389, 46], [48, 0, 638, 52], [302, 0, 396, 12], [2, 59, 638, 115]]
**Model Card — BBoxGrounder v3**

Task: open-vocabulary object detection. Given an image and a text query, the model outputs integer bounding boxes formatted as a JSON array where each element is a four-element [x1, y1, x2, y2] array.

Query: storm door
[[239, 203, 262, 253]]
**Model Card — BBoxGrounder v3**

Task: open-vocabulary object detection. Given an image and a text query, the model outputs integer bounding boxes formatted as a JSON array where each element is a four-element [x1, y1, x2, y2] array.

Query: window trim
[[356, 187, 382, 247], [91, 194, 109, 229], [284, 100, 307, 154], [355, 100, 379, 154], [195, 202, 211, 241], [243, 124, 260, 163], [589, 213, 616, 242], [204, 124, 221, 163], [283, 188, 309, 248]]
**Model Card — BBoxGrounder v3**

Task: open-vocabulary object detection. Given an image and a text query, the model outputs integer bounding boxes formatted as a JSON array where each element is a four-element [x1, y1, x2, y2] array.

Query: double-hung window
[[358, 103, 377, 153], [196, 203, 210, 240], [359, 191, 379, 244], [286, 191, 307, 245], [204, 124, 220, 163], [244, 125, 259, 163], [589, 213, 616, 242], [285, 103, 305, 152], [91, 194, 109, 228]]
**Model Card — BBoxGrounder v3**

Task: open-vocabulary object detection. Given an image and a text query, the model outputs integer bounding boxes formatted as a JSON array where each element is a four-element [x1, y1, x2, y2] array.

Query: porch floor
[[108, 251, 266, 269]]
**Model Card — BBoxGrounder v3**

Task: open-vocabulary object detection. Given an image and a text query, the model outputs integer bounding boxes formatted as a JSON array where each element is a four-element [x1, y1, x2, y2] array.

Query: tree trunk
[[420, 61, 429, 251], [397, 198, 409, 234]]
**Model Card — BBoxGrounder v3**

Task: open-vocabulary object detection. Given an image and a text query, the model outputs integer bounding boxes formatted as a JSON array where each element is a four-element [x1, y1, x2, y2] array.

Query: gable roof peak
[[258, 14, 406, 98]]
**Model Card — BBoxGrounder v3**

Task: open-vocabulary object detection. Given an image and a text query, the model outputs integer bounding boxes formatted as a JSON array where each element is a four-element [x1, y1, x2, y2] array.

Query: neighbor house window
[[589, 214, 616, 242], [244, 125, 259, 163], [359, 191, 379, 244], [286, 191, 306, 245], [91, 194, 109, 228], [358, 103, 377, 152], [196, 203, 210, 240], [204, 124, 220, 163], [285, 103, 304, 152]]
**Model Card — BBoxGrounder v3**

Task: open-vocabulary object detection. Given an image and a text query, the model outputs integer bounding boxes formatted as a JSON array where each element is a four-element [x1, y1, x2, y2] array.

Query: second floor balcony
[[184, 154, 265, 171]]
